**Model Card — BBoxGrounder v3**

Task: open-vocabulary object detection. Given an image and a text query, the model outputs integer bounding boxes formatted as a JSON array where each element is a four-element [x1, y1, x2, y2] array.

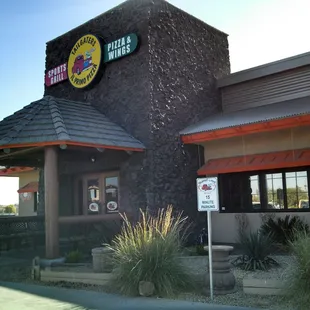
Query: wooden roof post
[[44, 146, 59, 258]]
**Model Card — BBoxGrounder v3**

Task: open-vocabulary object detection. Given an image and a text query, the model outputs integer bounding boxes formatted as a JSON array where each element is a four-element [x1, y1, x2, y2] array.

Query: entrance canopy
[[0, 95, 145, 152], [198, 148, 310, 175], [17, 181, 39, 193], [180, 96, 310, 144]]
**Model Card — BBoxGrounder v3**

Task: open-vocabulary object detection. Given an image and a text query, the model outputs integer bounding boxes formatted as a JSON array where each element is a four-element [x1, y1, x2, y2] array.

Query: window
[[34, 192, 38, 212], [74, 172, 119, 216], [219, 167, 310, 212]]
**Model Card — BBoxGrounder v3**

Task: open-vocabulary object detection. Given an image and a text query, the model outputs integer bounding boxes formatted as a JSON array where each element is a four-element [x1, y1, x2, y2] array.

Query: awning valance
[[198, 148, 310, 175], [17, 182, 39, 193]]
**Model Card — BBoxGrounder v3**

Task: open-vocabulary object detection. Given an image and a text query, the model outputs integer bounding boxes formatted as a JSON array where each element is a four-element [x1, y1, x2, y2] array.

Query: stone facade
[[44, 0, 230, 233]]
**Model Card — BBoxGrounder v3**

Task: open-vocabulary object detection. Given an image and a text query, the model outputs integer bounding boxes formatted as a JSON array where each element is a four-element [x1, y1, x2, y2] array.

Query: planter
[[92, 247, 114, 273], [204, 245, 236, 295], [178, 255, 208, 285], [243, 276, 284, 295], [40, 269, 112, 286]]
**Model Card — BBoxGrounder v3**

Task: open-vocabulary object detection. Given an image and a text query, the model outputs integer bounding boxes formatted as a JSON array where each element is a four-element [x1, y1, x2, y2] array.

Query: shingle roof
[[180, 96, 310, 136], [0, 96, 145, 151]]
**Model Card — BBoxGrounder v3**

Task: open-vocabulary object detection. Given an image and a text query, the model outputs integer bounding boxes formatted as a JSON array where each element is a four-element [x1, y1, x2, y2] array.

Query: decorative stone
[[92, 247, 114, 273], [39, 256, 65, 268], [139, 281, 155, 297], [204, 245, 236, 295]]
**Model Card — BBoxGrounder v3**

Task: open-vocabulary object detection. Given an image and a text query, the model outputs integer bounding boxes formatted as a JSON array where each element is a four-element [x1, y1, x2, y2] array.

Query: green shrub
[[261, 215, 309, 246], [65, 249, 83, 263], [107, 205, 193, 296], [283, 232, 310, 309], [196, 244, 208, 256], [4, 205, 16, 214], [232, 230, 278, 271]]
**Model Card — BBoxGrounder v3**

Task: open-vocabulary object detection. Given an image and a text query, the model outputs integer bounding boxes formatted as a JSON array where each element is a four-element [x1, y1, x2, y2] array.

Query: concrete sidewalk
[[0, 282, 260, 310]]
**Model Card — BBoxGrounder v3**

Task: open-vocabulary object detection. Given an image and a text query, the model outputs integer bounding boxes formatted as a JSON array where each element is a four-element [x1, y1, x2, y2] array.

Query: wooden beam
[[0, 147, 42, 159], [0, 159, 43, 168], [44, 146, 59, 259], [58, 213, 121, 224]]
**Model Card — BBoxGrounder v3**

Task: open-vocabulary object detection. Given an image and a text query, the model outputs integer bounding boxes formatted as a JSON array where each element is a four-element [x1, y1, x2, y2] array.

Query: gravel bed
[[0, 255, 297, 310], [231, 254, 295, 282]]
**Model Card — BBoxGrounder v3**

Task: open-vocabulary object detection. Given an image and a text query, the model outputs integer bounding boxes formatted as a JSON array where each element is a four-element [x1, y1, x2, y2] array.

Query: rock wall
[[146, 1, 230, 229], [44, 0, 230, 232]]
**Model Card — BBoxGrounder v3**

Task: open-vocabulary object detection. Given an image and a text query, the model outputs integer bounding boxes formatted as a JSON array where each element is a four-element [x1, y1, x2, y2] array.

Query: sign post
[[196, 177, 219, 301]]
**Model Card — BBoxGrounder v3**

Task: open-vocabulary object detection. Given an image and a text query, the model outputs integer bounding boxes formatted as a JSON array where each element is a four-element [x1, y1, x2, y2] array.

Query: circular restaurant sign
[[68, 34, 102, 89]]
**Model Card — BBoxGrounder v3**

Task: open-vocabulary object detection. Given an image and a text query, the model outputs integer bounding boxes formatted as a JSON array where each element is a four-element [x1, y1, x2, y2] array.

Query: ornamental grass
[[106, 205, 193, 296]]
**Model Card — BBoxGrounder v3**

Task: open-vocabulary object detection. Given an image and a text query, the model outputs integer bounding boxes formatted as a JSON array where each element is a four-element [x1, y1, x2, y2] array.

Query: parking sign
[[196, 177, 219, 212]]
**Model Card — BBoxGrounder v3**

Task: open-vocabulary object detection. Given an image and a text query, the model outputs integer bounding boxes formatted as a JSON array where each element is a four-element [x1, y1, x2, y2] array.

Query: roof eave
[[0, 141, 145, 152], [217, 51, 310, 88], [181, 113, 310, 144]]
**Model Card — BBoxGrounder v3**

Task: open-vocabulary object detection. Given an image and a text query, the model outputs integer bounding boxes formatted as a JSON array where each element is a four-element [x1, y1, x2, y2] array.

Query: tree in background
[[4, 205, 16, 214], [267, 187, 308, 209]]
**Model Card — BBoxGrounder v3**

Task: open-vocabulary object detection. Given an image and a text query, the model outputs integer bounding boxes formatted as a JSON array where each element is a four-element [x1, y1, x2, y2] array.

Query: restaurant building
[[0, 0, 229, 258], [181, 52, 310, 243], [0, 167, 39, 216], [1, 0, 309, 257]]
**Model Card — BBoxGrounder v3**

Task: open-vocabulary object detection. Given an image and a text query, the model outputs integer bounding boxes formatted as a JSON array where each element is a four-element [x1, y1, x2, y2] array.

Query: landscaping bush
[[283, 232, 310, 309], [261, 215, 309, 246], [107, 205, 193, 296], [232, 230, 278, 271], [65, 249, 83, 263]]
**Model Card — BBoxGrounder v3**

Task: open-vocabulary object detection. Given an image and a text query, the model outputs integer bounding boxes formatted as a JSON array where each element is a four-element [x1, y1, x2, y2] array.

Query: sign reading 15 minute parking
[[196, 178, 219, 212]]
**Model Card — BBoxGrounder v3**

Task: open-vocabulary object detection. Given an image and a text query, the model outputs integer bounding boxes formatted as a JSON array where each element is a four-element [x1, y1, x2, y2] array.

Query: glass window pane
[[250, 175, 261, 210], [285, 171, 309, 209], [105, 177, 119, 213], [77, 180, 83, 215], [87, 178, 100, 215], [266, 173, 284, 209]]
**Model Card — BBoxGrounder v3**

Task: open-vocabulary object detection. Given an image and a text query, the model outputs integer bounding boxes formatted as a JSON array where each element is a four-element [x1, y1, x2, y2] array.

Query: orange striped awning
[[17, 182, 39, 193], [198, 148, 310, 175], [0, 167, 34, 176]]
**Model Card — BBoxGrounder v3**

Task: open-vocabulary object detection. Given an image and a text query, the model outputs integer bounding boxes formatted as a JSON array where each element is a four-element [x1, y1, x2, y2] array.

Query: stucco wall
[[211, 212, 310, 243], [203, 125, 310, 161], [202, 126, 310, 243], [18, 170, 39, 217]]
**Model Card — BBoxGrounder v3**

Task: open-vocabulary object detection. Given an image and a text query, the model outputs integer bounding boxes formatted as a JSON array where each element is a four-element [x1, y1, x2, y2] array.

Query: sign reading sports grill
[[45, 33, 139, 88]]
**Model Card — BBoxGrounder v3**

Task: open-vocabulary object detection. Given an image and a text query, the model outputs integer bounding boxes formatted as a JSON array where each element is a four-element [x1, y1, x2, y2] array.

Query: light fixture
[[59, 144, 67, 150], [3, 148, 10, 154], [126, 151, 133, 155], [96, 148, 105, 153], [90, 155, 96, 163]]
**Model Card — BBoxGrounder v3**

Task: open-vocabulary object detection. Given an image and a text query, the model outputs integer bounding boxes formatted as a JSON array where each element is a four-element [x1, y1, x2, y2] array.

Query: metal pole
[[207, 211, 214, 300]]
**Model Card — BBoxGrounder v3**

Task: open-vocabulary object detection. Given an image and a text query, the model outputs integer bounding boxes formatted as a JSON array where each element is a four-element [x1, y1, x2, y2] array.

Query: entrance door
[[84, 174, 103, 215], [74, 172, 120, 216]]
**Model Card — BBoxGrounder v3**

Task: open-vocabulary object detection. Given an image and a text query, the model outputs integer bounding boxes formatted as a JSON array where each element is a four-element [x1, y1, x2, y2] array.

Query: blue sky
[[0, 0, 310, 205]]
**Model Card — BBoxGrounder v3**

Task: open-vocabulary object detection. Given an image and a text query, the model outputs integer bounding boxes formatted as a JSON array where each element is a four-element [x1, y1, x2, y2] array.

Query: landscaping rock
[[139, 281, 155, 297]]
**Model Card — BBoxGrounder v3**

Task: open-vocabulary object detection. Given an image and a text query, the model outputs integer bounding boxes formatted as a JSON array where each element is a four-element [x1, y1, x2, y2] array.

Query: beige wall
[[211, 211, 310, 243], [202, 125, 310, 162], [18, 170, 39, 217], [202, 125, 310, 243]]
